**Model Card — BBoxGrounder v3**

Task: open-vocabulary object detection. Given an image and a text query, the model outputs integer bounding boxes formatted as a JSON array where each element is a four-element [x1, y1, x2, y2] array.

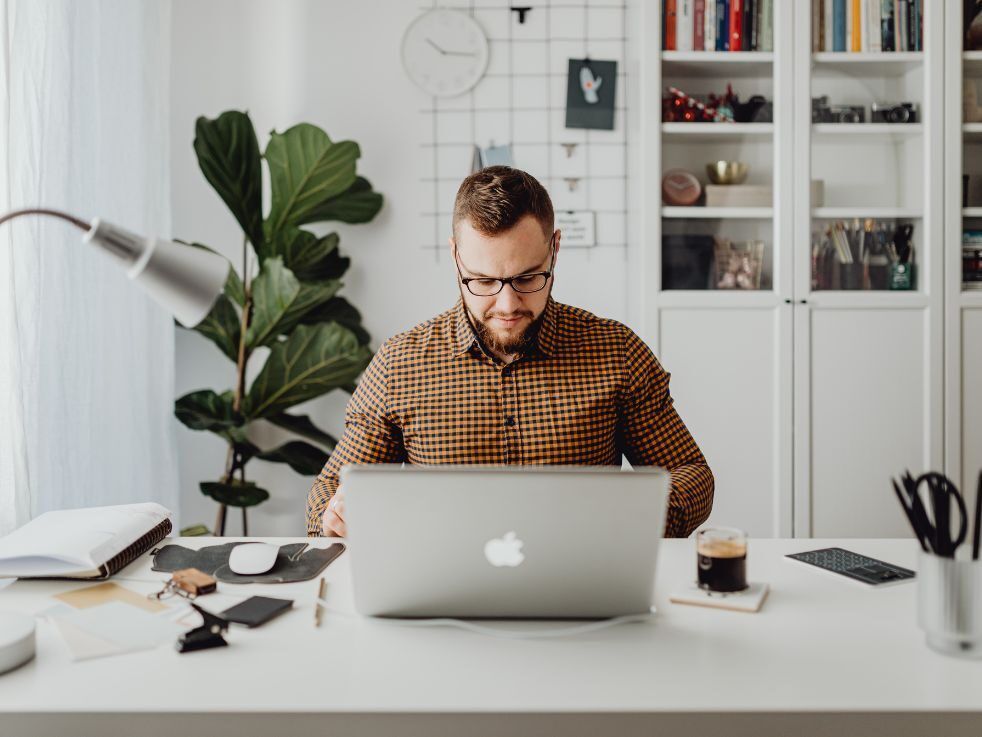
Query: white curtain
[[0, 0, 178, 535]]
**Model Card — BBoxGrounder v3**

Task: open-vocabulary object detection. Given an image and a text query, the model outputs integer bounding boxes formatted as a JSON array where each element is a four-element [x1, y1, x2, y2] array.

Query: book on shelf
[[678, 0, 693, 51], [664, 0, 773, 52], [760, 0, 773, 51], [705, 0, 716, 50], [813, 0, 920, 52], [717, 0, 729, 50], [665, 0, 677, 50], [730, 0, 742, 51], [694, 0, 705, 50]]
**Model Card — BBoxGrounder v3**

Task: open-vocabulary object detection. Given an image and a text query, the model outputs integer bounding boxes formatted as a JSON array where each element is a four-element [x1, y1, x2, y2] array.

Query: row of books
[[811, 0, 923, 53], [663, 0, 774, 53]]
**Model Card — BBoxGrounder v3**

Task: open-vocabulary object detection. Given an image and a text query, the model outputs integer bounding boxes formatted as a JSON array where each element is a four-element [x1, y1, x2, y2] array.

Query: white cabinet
[[641, 1, 947, 537], [795, 306, 938, 537], [658, 304, 792, 538]]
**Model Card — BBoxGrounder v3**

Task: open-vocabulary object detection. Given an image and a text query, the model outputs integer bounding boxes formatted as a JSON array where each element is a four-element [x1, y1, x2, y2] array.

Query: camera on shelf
[[812, 96, 866, 124], [871, 102, 919, 124]]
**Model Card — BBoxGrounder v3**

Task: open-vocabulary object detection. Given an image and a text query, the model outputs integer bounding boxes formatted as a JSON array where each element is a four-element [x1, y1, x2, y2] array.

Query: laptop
[[341, 464, 669, 619]]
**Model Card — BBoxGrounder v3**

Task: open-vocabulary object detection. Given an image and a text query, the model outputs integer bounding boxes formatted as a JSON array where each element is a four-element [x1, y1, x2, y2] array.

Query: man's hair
[[452, 166, 554, 240]]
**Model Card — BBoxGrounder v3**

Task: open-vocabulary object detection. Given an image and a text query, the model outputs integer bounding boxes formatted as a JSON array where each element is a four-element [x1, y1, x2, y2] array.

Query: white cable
[[316, 599, 656, 639]]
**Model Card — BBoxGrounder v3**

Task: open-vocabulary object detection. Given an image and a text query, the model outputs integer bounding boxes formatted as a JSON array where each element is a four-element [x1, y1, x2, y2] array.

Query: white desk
[[0, 538, 979, 737]]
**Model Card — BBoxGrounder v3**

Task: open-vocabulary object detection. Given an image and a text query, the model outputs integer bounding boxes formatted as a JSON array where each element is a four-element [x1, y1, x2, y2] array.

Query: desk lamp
[[0, 207, 228, 327]]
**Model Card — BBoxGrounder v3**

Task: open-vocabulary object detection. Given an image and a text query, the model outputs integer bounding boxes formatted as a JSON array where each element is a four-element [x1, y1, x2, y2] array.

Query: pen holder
[[917, 551, 982, 658]]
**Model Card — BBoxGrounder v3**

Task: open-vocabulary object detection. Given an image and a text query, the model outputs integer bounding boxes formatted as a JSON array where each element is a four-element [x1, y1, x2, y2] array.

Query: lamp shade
[[83, 218, 228, 327]]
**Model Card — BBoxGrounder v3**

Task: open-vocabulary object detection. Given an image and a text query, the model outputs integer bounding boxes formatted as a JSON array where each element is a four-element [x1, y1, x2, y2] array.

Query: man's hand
[[321, 486, 346, 537]]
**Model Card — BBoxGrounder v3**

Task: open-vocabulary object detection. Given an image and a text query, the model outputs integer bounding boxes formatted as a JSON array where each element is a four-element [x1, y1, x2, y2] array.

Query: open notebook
[[0, 503, 172, 579]]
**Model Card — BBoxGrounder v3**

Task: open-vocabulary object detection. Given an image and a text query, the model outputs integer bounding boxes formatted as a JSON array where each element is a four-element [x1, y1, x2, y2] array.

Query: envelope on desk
[[51, 601, 182, 661]]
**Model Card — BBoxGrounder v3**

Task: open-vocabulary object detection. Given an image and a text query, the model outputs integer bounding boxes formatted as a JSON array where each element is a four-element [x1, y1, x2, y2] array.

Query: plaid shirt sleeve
[[618, 329, 714, 537], [306, 341, 407, 536]]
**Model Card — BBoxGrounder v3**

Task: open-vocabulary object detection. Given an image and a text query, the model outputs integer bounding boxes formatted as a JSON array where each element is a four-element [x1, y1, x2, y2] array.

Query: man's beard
[[464, 300, 546, 357]]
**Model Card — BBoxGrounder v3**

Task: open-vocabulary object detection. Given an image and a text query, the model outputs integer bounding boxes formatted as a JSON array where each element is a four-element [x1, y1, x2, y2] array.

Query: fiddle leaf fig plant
[[175, 110, 381, 535]]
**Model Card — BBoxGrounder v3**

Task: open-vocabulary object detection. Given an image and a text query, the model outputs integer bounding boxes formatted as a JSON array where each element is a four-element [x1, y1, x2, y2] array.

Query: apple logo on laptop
[[484, 531, 525, 567]]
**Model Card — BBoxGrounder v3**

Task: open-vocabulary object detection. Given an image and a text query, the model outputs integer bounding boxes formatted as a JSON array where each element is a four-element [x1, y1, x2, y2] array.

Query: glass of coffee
[[697, 527, 748, 593]]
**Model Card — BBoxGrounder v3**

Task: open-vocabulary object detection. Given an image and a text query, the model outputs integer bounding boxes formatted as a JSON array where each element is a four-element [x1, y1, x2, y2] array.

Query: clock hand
[[426, 38, 447, 55], [425, 37, 476, 57]]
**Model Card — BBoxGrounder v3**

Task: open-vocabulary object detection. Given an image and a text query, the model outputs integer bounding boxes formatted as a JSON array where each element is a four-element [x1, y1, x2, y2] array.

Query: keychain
[[148, 568, 217, 600]]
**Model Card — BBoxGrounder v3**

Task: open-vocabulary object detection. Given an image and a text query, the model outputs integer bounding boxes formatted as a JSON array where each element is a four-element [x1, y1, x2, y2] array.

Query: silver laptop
[[341, 464, 669, 619]]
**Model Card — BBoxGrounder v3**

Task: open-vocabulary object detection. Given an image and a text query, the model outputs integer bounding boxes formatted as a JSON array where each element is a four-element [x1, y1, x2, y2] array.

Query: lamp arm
[[0, 208, 90, 232]]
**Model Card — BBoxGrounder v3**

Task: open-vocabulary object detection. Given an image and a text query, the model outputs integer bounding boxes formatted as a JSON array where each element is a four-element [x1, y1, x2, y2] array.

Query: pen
[[314, 577, 326, 628]]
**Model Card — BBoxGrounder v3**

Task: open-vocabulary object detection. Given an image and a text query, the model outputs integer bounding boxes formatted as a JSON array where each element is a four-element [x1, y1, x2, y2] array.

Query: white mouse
[[228, 542, 280, 575]]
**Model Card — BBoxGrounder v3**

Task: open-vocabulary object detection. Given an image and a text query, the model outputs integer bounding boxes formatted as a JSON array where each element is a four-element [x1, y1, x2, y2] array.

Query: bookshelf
[[943, 14, 982, 504], [640, 0, 944, 539]]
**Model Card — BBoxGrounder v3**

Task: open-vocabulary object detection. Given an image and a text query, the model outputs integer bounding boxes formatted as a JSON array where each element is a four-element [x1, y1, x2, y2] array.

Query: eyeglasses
[[455, 234, 556, 297]]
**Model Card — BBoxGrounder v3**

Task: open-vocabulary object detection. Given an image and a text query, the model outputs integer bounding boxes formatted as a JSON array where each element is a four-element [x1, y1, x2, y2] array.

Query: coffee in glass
[[697, 527, 748, 593]]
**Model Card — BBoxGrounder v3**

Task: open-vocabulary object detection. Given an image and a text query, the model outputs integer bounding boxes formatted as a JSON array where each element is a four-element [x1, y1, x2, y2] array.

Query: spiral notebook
[[0, 503, 172, 579]]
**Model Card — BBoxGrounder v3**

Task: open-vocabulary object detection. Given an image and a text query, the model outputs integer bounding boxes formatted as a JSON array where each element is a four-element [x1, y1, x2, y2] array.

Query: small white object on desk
[[0, 612, 35, 675], [669, 582, 770, 613], [228, 542, 280, 575]]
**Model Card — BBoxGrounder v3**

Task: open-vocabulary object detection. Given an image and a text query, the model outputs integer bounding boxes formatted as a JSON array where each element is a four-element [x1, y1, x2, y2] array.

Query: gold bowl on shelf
[[706, 161, 749, 185]]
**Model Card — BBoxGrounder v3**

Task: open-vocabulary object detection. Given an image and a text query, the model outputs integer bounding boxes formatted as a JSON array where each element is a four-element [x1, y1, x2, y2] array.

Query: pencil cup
[[917, 551, 982, 658]]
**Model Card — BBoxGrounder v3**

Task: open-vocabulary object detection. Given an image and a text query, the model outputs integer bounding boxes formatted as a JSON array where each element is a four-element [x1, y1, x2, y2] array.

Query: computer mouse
[[228, 542, 280, 575]]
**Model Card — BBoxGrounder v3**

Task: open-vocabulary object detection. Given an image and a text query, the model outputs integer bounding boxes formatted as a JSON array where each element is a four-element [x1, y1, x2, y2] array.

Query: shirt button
[[504, 416, 515, 427]]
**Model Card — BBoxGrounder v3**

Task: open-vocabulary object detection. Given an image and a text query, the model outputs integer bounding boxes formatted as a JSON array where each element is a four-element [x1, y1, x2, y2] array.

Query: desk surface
[[1, 537, 980, 737]]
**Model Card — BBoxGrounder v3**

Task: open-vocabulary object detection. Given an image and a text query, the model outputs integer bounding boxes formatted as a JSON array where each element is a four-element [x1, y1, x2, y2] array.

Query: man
[[307, 166, 714, 537]]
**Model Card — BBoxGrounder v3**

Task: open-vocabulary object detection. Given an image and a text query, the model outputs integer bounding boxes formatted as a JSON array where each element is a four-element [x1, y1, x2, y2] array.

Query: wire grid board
[[418, 1, 629, 259]]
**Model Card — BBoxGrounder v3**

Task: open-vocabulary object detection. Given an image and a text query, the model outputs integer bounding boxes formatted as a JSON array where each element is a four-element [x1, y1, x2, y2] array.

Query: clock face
[[401, 9, 490, 98]]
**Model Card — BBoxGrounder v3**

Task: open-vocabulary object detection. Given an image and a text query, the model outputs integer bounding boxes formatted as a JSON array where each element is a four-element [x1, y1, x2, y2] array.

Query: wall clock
[[401, 8, 490, 98]]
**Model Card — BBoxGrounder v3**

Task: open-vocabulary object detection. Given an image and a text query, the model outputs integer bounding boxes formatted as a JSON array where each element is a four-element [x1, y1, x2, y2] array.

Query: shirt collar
[[451, 297, 560, 359]]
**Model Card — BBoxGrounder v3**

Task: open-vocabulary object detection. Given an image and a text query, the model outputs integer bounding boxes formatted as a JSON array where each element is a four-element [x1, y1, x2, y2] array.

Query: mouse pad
[[150, 542, 345, 584]]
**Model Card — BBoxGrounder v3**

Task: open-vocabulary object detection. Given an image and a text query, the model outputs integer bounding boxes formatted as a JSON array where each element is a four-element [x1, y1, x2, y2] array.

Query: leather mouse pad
[[151, 542, 345, 584]]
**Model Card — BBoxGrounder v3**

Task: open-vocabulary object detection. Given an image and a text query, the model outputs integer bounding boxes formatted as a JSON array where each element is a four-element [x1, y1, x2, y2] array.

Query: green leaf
[[200, 480, 269, 509], [193, 111, 264, 249], [298, 296, 371, 345], [175, 390, 238, 432], [263, 227, 345, 281], [246, 258, 341, 348], [245, 323, 372, 419], [225, 266, 246, 307], [257, 440, 329, 475], [264, 124, 359, 241], [267, 413, 338, 449], [192, 294, 241, 361], [305, 176, 384, 225], [246, 257, 299, 346], [233, 440, 262, 465]]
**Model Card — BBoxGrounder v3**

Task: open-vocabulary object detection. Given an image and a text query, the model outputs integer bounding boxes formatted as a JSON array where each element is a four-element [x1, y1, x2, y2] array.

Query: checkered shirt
[[306, 297, 714, 537]]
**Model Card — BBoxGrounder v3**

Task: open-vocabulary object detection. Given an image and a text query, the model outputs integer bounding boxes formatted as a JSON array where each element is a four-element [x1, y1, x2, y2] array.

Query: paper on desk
[[54, 582, 168, 614], [51, 601, 183, 661]]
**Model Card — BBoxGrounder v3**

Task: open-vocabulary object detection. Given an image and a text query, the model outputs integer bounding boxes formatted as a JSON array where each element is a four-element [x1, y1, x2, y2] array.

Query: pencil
[[314, 577, 326, 627]]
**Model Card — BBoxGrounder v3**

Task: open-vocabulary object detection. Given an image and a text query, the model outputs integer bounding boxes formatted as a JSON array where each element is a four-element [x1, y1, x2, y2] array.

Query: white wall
[[170, 0, 640, 535]]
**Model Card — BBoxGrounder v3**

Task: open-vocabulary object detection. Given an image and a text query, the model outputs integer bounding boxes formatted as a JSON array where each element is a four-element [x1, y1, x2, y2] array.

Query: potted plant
[[175, 110, 381, 535]]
